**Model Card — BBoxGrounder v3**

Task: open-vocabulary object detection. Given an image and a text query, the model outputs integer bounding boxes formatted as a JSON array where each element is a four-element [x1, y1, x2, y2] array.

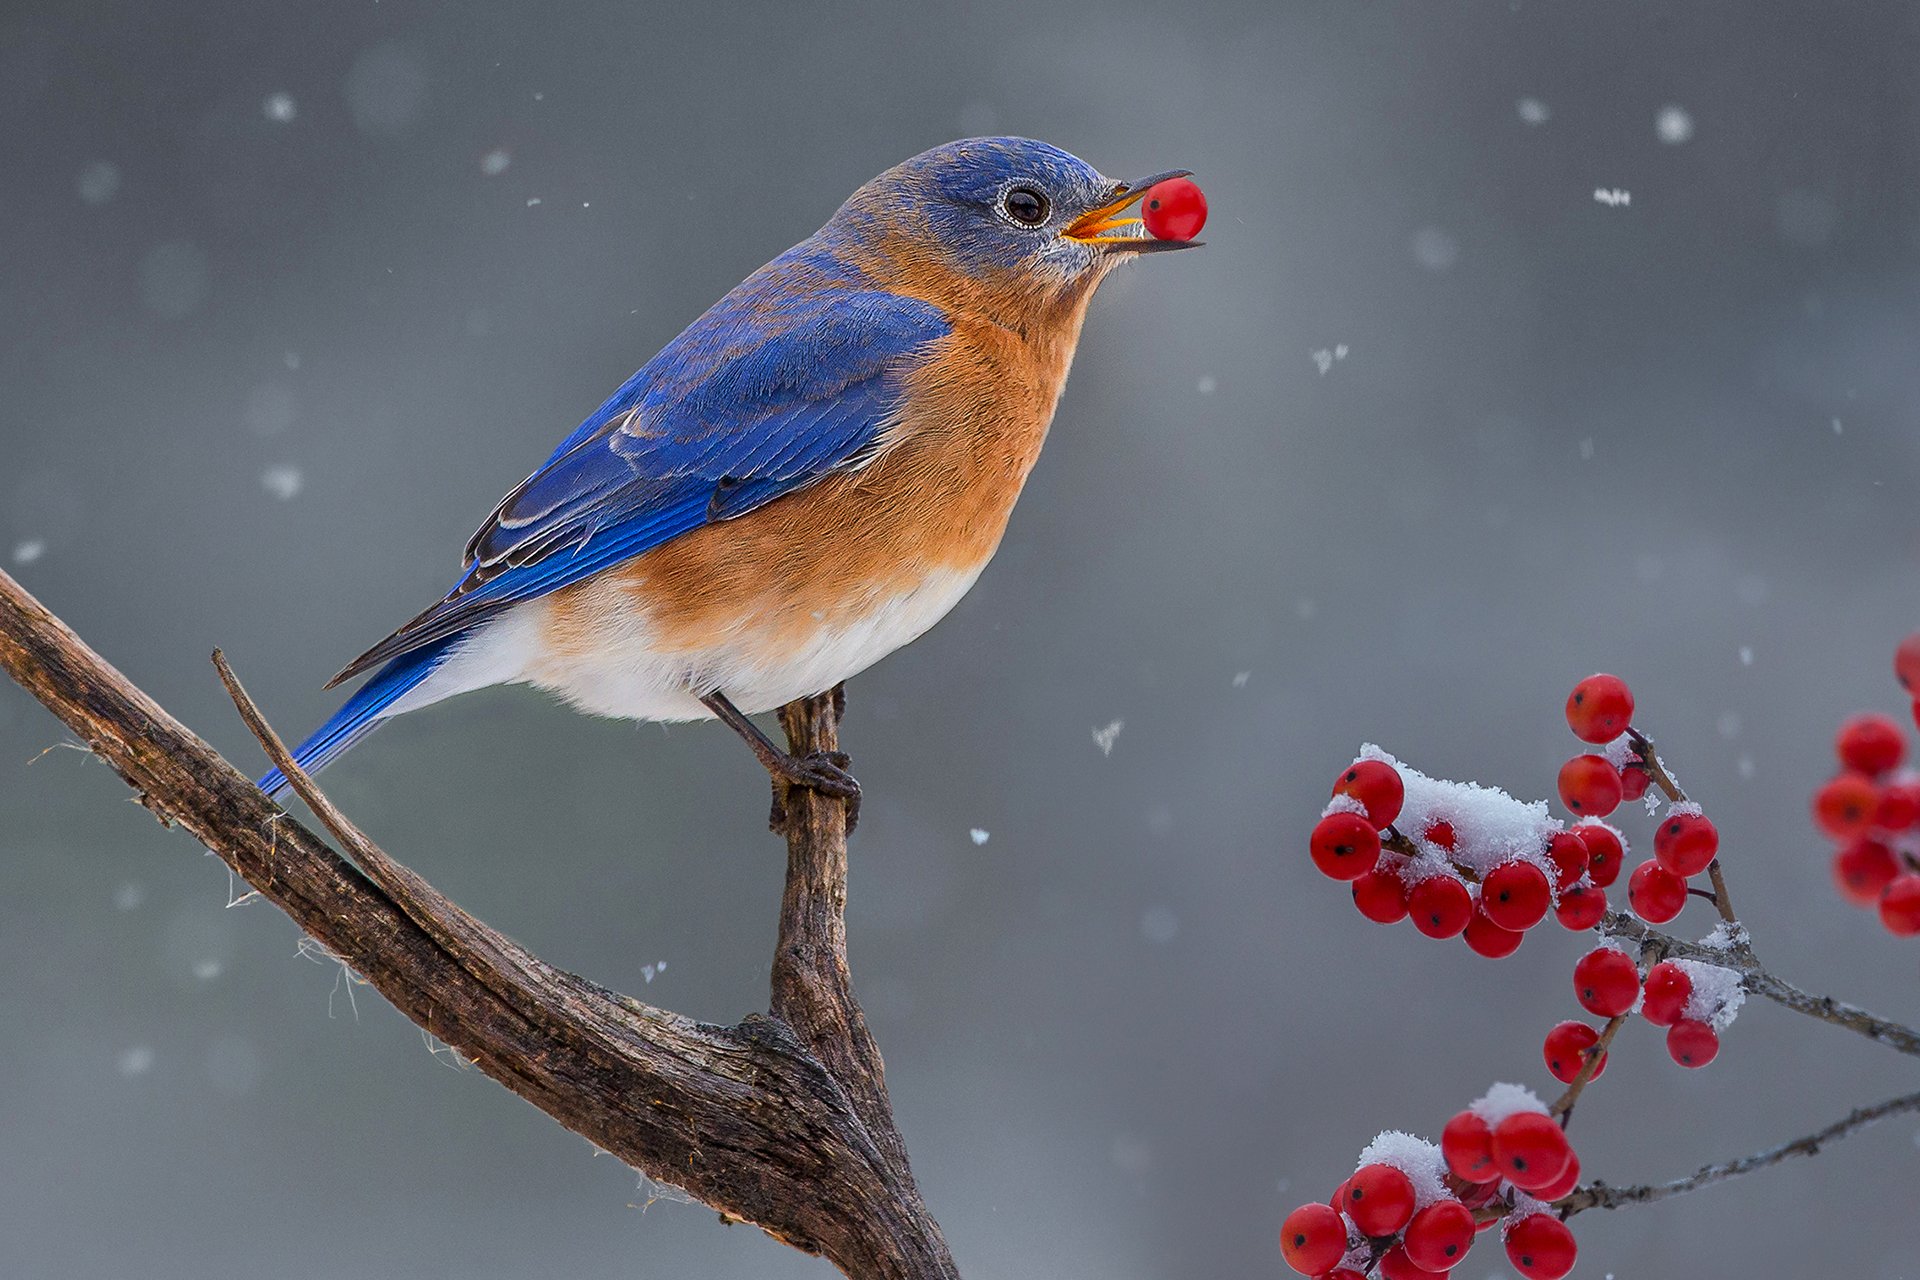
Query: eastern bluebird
[[261, 137, 1196, 810]]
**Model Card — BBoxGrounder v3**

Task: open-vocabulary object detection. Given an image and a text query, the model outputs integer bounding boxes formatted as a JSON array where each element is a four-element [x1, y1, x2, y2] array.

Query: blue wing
[[327, 286, 951, 686]]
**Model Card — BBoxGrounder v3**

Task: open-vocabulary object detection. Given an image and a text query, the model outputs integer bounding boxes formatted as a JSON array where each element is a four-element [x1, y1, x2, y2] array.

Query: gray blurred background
[[3, 1, 1918, 1276]]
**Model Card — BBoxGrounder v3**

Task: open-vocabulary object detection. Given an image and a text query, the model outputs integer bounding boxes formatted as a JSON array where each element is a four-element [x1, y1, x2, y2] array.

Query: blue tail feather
[[258, 637, 459, 799]]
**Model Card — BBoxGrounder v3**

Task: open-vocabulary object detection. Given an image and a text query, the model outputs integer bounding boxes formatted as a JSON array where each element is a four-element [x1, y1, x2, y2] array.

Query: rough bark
[[0, 567, 955, 1280]]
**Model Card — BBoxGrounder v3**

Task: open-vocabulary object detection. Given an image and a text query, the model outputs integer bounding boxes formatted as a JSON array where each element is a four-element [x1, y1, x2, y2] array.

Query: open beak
[[1063, 169, 1201, 253]]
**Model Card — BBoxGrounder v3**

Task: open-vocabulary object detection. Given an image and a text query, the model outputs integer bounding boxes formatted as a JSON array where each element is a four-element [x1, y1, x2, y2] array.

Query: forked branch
[[0, 567, 954, 1280]]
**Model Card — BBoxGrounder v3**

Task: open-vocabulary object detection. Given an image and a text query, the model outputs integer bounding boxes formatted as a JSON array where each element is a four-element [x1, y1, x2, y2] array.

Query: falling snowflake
[[11, 539, 46, 565], [1593, 188, 1632, 208], [1516, 98, 1550, 126], [262, 91, 297, 122], [968, 828, 990, 846], [1655, 105, 1694, 144], [1092, 719, 1124, 756], [481, 147, 512, 176], [260, 464, 304, 501]]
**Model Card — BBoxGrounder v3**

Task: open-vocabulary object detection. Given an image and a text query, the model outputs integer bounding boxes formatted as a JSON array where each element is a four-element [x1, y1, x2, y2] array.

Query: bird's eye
[[1002, 186, 1050, 226]]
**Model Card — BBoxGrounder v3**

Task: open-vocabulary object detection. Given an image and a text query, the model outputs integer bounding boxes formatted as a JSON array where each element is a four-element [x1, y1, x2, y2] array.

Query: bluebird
[[261, 138, 1197, 816]]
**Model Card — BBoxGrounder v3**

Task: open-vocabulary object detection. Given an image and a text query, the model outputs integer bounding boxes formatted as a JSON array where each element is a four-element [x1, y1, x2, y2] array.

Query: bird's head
[[832, 137, 1197, 319]]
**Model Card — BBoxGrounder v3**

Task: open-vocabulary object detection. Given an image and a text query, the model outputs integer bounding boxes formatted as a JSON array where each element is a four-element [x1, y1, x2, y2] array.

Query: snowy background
[[4, 1, 1919, 1277]]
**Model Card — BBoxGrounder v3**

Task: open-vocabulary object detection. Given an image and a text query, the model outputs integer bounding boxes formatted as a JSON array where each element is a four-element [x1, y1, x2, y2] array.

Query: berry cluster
[[1311, 752, 1616, 957], [1292, 674, 1754, 1276], [1813, 630, 1920, 936], [1280, 1087, 1581, 1279], [1309, 674, 1738, 960]]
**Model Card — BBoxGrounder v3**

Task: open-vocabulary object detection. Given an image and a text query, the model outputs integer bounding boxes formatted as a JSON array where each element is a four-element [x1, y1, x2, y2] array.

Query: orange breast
[[539, 310, 1087, 665]]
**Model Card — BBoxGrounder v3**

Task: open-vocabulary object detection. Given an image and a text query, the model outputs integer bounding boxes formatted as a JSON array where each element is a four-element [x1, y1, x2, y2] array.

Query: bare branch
[[0, 567, 956, 1280], [1561, 1088, 1920, 1216], [1602, 911, 1920, 1058]]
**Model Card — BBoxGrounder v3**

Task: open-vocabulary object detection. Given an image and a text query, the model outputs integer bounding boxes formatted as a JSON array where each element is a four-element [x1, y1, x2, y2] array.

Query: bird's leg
[[700, 689, 860, 833]]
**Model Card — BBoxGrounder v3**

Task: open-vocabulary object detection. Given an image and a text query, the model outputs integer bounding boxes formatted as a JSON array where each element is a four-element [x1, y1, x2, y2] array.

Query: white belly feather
[[381, 562, 987, 725]]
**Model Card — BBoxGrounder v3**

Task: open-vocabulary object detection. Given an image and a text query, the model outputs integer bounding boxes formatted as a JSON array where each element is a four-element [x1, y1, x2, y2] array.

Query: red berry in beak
[[1140, 177, 1207, 241]]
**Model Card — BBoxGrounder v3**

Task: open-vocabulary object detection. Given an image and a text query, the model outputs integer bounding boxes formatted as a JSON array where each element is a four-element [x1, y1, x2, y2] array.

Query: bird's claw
[[767, 750, 861, 834]]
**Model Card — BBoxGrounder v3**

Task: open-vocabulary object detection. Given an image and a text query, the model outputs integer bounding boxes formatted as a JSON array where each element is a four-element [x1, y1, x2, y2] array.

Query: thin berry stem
[[1558, 1087, 1920, 1217], [1626, 727, 1750, 956], [1603, 910, 1920, 1057]]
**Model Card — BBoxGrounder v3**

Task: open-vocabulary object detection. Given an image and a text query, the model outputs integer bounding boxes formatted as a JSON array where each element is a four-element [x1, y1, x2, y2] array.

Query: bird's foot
[[766, 748, 861, 834]]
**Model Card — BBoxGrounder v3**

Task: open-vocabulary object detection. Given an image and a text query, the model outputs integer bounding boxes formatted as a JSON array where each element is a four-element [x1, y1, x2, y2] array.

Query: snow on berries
[[1280, 671, 1796, 1274], [1809, 631, 1920, 936], [1280, 1093, 1583, 1278], [1314, 748, 1585, 954]]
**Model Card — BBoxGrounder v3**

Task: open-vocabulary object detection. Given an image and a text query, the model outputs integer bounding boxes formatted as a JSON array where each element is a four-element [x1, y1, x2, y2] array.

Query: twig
[[0, 567, 956, 1280], [1549, 1013, 1626, 1126], [1626, 728, 1749, 953], [1560, 1088, 1920, 1216], [1600, 911, 1920, 1058]]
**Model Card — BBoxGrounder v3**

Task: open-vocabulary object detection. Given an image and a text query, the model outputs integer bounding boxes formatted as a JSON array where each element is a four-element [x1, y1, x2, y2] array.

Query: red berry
[[1312, 812, 1382, 881], [1353, 866, 1411, 923], [1875, 782, 1920, 832], [1440, 1110, 1496, 1183], [1333, 759, 1405, 829], [1653, 812, 1719, 877], [1343, 1162, 1417, 1236], [1376, 1245, 1429, 1280], [1573, 946, 1640, 1017], [1899, 631, 1920, 693], [1627, 859, 1688, 924], [1464, 906, 1525, 958], [1640, 960, 1693, 1027], [1329, 1177, 1349, 1211], [1832, 839, 1899, 907], [1542, 1020, 1609, 1084], [1424, 819, 1457, 851], [1481, 861, 1552, 931], [1545, 832, 1589, 891], [1880, 873, 1920, 936], [1574, 822, 1625, 887], [1619, 764, 1651, 802], [1139, 177, 1207, 241], [1408, 876, 1474, 938], [1491, 1112, 1572, 1192], [1504, 1213, 1577, 1280], [1402, 1200, 1475, 1273], [1532, 1149, 1582, 1202], [1557, 755, 1623, 817], [1554, 881, 1607, 930], [1280, 1202, 1348, 1275], [1456, 1178, 1500, 1212], [1667, 1018, 1720, 1067], [1837, 712, 1906, 777], [1813, 774, 1880, 840], [1566, 674, 1634, 743]]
